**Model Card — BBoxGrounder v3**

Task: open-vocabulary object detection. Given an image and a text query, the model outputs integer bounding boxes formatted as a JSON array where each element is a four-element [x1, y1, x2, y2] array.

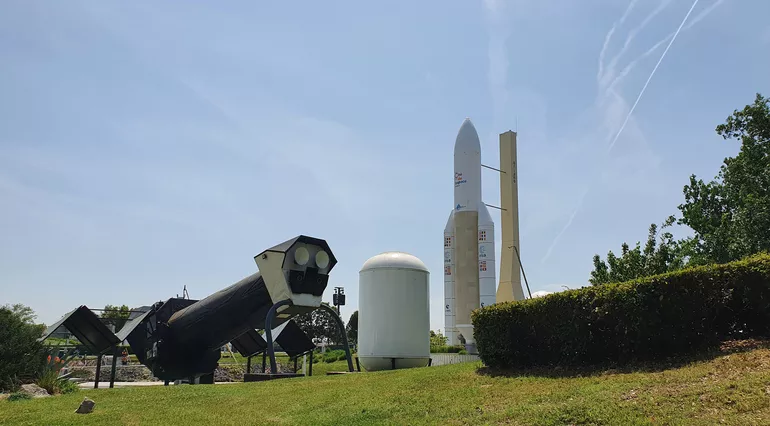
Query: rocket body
[[444, 118, 496, 348]]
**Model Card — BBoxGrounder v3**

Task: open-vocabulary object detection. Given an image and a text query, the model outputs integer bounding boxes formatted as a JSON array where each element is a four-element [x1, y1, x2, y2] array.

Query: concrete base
[[243, 373, 304, 382], [464, 343, 478, 355], [358, 356, 430, 371]]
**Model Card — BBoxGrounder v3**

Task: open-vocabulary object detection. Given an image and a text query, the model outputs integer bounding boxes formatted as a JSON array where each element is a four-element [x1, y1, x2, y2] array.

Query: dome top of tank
[[360, 251, 429, 273]]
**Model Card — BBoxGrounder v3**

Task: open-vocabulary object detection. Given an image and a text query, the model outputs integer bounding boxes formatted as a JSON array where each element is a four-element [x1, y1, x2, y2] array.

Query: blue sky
[[1, 0, 768, 331]]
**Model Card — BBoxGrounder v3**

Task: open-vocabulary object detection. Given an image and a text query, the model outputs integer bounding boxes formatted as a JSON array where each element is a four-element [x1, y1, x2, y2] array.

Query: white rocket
[[443, 118, 496, 347]]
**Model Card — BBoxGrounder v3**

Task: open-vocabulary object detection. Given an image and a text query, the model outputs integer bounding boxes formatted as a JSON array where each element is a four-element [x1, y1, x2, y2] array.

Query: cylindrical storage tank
[[358, 252, 431, 371]]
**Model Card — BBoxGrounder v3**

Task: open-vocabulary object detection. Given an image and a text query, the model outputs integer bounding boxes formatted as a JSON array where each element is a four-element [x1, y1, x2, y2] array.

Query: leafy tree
[[0, 304, 46, 392], [590, 93, 770, 283], [345, 310, 358, 345], [430, 330, 448, 350], [590, 218, 686, 285], [101, 305, 131, 332], [677, 93, 770, 265], [2, 303, 38, 325], [293, 305, 342, 345]]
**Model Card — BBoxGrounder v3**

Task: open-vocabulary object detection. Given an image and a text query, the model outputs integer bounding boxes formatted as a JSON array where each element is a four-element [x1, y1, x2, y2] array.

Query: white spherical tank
[[358, 251, 431, 371]]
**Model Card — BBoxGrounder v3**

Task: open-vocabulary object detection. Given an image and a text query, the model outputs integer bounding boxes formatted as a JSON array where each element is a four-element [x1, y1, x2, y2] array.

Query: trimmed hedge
[[430, 345, 466, 354], [472, 253, 770, 368]]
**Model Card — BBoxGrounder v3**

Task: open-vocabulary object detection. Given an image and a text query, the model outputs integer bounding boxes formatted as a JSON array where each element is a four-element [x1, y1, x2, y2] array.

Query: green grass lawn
[[3, 341, 770, 425]]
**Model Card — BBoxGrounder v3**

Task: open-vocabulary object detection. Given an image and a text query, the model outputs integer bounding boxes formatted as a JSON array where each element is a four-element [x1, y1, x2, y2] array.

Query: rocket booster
[[444, 118, 496, 347], [454, 119, 482, 213]]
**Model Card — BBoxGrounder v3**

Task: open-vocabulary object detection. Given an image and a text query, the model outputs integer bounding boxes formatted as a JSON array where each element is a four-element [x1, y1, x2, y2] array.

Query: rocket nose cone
[[455, 118, 481, 155]]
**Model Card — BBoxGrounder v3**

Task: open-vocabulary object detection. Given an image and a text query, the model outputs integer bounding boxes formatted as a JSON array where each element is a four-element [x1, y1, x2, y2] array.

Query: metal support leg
[[109, 346, 119, 388], [262, 352, 266, 373], [319, 303, 354, 372], [94, 354, 103, 389], [309, 352, 313, 376], [294, 357, 298, 373], [355, 356, 361, 372], [391, 358, 396, 370], [265, 299, 292, 374], [246, 356, 251, 374]]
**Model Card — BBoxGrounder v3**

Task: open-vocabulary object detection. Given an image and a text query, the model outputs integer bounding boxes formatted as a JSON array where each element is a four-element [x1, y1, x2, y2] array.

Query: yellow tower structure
[[496, 131, 526, 302]]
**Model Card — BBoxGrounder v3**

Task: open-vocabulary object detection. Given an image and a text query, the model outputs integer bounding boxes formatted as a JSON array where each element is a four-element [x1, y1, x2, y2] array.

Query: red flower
[[47, 355, 51, 363]]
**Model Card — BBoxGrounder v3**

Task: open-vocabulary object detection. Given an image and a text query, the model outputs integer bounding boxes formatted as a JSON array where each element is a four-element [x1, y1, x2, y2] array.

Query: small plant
[[322, 349, 345, 363], [36, 351, 78, 395], [58, 379, 80, 394], [7, 392, 32, 402]]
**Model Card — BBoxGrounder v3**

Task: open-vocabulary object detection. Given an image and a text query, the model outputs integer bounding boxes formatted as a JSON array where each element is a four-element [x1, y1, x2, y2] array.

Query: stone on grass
[[20, 384, 49, 398], [75, 397, 95, 414]]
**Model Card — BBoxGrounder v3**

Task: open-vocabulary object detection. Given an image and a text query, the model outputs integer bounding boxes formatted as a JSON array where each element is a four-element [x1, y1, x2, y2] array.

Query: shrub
[[0, 307, 46, 392], [58, 379, 80, 395], [7, 392, 32, 402], [430, 345, 465, 354], [36, 351, 78, 395], [322, 350, 345, 363], [472, 253, 770, 369]]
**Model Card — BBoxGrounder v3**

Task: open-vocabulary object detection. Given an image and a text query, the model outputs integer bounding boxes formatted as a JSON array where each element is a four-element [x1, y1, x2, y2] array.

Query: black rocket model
[[43, 235, 353, 383]]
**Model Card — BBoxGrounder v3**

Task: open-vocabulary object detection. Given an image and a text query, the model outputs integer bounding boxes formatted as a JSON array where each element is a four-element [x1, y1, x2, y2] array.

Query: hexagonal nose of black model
[[254, 235, 337, 309]]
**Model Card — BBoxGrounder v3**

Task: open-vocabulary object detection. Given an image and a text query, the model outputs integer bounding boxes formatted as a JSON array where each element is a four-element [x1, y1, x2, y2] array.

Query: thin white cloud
[[541, 0, 710, 264], [598, 0, 639, 84], [541, 188, 587, 264], [483, 0, 513, 129], [607, 0, 702, 153], [606, 0, 726, 93], [600, 0, 674, 92]]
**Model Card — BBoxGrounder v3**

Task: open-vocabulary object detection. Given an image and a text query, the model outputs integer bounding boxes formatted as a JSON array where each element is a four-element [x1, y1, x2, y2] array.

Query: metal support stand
[[293, 357, 298, 373], [265, 299, 292, 374], [246, 356, 252, 374], [319, 303, 354, 372], [262, 352, 267, 373], [309, 351, 313, 376], [94, 354, 103, 389], [391, 358, 396, 370], [355, 357, 361, 372], [109, 346, 119, 388], [164, 380, 169, 386], [428, 358, 433, 367], [513, 246, 533, 299]]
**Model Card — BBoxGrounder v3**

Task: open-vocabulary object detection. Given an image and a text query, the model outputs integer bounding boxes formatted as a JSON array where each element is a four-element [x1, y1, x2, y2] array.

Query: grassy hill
[[3, 341, 770, 425]]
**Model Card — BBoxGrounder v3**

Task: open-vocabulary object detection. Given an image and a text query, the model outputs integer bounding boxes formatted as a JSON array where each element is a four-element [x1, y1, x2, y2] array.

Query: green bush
[[0, 307, 46, 392], [430, 345, 465, 353], [7, 392, 32, 402], [36, 350, 78, 395], [58, 379, 79, 395], [472, 253, 770, 369], [322, 349, 345, 363]]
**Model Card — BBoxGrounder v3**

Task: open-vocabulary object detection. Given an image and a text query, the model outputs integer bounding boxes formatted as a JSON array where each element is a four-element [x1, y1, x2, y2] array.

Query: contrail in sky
[[598, 0, 638, 84], [602, 0, 674, 90], [606, 0, 725, 93], [606, 0, 701, 153], [541, 0, 704, 264]]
